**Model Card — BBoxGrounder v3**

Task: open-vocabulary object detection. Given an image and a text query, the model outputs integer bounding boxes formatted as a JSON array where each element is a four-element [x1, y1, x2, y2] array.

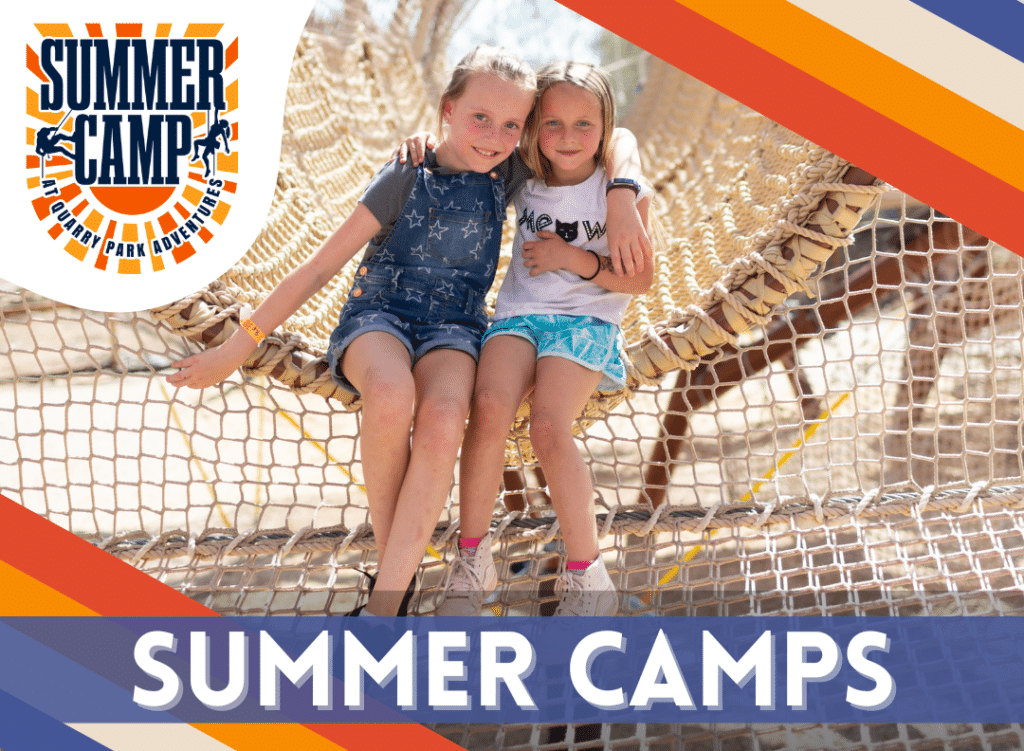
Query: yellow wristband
[[241, 317, 266, 344]]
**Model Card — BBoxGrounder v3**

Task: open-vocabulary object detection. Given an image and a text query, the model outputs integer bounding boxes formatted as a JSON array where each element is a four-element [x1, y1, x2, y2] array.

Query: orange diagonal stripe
[[26, 45, 47, 82], [0, 562, 97, 616], [35, 24, 73, 37], [184, 23, 224, 37]]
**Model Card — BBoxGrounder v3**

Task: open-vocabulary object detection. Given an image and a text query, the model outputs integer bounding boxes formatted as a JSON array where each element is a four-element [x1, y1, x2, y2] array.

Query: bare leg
[[458, 336, 538, 540], [529, 357, 603, 562], [367, 348, 477, 615], [341, 331, 415, 566]]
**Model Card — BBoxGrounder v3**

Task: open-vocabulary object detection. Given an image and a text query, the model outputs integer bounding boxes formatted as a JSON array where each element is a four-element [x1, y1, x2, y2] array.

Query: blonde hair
[[521, 60, 616, 182], [437, 45, 536, 135]]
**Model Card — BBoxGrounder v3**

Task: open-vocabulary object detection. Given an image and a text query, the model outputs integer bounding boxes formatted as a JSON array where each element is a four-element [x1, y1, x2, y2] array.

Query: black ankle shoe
[[398, 573, 417, 617], [352, 569, 418, 616]]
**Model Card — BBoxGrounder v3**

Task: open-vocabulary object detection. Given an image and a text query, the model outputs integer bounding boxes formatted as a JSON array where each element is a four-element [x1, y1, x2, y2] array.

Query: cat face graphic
[[554, 219, 578, 243]]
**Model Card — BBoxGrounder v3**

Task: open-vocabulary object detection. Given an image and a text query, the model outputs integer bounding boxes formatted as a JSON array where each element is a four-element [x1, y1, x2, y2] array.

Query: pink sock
[[459, 536, 484, 553], [567, 559, 593, 571]]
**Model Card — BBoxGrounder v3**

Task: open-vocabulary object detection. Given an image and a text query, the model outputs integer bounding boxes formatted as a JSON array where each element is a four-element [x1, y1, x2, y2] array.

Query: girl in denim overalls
[[170, 46, 534, 617], [171, 47, 647, 617]]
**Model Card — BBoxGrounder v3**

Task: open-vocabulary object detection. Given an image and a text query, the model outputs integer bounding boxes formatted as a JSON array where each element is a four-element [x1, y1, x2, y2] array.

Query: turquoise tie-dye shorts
[[482, 313, 627, 391]]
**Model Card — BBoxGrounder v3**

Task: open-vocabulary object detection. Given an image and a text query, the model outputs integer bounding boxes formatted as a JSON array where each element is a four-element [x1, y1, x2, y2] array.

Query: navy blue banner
[[3, 616, 1024, 724]]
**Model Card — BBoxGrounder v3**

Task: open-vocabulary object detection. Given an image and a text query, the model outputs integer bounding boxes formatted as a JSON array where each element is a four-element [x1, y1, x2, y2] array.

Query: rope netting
[[3, 2, 1024, 749]]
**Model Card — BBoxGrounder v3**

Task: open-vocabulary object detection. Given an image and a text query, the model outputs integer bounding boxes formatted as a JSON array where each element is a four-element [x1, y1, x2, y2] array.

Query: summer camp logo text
[[27, 23, 239, 274]]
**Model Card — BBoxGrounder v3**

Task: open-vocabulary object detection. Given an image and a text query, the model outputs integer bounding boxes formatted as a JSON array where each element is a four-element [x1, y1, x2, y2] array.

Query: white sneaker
[[554, 557, 618, 617], [435, 535, 498, 616]]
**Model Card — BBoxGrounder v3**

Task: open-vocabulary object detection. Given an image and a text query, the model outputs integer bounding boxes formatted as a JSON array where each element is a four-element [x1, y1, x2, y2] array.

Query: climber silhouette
[[191, 114, 233, 179], [35, 123, 76, 179]]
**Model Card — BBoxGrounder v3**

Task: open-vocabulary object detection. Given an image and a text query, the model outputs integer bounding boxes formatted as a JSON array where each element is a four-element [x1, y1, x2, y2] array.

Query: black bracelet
[[580, 249, 601, 281]]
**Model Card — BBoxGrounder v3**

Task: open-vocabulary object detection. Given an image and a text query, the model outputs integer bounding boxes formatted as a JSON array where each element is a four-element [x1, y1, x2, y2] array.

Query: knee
[[361, 372, 415, 424], [415, 396, 470, 449], [470, 387, 518, 436], [528, 411, 571, 460]]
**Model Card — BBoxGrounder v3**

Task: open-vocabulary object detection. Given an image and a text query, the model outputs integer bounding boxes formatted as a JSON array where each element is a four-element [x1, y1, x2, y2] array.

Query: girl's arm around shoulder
[[524, 197, 654, 295], [604, 128, 652, 278], [396, 132, 437, 166], [605, 128, 642, 182], [167, 204, 382, 390]]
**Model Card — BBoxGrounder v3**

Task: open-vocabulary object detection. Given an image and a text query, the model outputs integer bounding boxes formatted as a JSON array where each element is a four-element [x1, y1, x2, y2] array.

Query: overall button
[[352, 288, 363, 297], [489, 171, 498, 179], [358, 266, 368, 276]]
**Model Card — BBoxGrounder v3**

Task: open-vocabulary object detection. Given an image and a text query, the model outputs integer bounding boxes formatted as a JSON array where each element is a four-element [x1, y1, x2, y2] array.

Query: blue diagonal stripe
[[910, 0, 1024, 64], [0, 688, 112, 751]]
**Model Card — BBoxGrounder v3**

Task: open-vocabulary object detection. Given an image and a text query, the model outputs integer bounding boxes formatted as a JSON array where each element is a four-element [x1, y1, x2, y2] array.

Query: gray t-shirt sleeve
[[359, 158, 418, 241], [500, 148, 533, 203]]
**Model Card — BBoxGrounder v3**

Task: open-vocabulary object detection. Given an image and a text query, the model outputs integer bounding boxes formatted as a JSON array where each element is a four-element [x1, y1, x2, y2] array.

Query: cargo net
[[3, 2, 1024, 749]]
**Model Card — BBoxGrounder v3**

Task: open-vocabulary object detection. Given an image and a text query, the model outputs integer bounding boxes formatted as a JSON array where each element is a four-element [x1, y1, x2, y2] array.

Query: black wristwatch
[[605, 178, 641, 196]]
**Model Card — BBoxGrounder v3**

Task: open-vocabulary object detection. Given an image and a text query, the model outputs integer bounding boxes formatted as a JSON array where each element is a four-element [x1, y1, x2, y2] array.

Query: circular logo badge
[[26, 22, 239, 275]]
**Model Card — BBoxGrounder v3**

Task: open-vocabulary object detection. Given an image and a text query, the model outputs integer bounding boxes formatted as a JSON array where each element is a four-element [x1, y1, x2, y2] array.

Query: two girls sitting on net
[[170, 47, 649, 617]]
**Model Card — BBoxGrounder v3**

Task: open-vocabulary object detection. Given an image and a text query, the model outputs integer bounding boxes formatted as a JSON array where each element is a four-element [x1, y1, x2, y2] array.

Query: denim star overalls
[[328, 159, 507, 395]]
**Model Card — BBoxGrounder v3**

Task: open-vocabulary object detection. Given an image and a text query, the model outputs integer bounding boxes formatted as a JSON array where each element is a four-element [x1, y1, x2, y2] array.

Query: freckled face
[[435, 73, 535, 174], [537, 82, 604, 186]]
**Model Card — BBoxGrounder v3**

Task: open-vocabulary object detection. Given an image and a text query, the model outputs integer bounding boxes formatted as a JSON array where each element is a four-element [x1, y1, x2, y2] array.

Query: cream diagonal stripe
[[789, 0, 1024, 131], [68, 724, 235, 751]]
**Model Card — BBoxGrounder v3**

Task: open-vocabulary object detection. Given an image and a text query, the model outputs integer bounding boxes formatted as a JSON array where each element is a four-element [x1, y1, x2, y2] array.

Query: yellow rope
[[269, 408, 447, 558], [269, 409, 447, 556], [660, 392, 851, 583], [160, 384, 231, 527], [276, 410, 364, 490], [273, 410, 448, 558], [253, 384, 266, 508]]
